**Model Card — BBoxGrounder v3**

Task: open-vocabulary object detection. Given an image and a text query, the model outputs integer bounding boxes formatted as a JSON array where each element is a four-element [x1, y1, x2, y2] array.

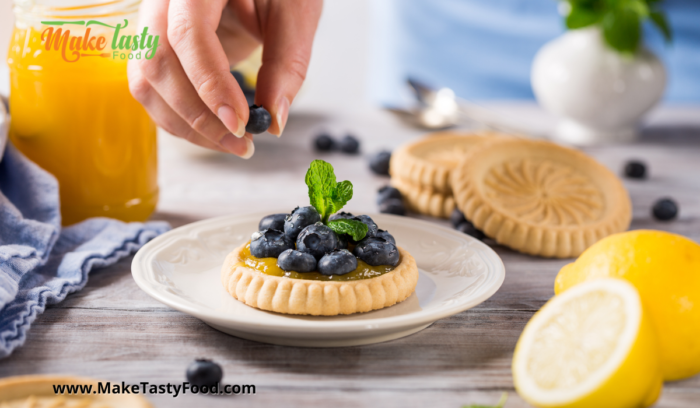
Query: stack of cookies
[[389, 131, 488, 218], [390, 131, 632, 258]]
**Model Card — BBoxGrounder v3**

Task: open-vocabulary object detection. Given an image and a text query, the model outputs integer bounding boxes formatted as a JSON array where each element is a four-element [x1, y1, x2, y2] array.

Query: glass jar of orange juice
[[7, 0, 158, 225]]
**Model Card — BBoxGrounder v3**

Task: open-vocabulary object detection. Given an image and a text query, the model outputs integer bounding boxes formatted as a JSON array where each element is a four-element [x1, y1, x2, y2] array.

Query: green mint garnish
[[305, 159, 367, 241], [327, 219, 368, 242]]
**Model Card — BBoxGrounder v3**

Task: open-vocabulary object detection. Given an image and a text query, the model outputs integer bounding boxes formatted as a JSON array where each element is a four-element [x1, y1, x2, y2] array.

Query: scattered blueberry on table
[[186, 359, 223, 388], [624, 160, 647, 179], [369, 151, 392, 176], [652, 198, 678, 221], [339, 135, 360, 154], [314, 134, 336, 152], [376, 186, 402, 205], [246, 105, 272, 134], [379, 198, 406, 216], [450, 208, 486, 240]]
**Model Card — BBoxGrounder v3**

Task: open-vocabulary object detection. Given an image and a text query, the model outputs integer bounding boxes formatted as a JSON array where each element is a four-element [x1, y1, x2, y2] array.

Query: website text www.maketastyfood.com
[[53, 382, 255, 397]]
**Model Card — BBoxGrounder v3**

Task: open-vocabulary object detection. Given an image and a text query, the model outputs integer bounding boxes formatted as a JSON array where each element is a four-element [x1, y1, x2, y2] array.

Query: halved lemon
[[513, 279, 663, 408]]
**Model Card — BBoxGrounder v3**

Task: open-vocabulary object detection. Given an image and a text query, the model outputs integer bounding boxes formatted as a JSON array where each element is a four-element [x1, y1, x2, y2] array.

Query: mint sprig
[[327, 219, 368, 242], [462, 393, 508, 408], [305, 160, 368, 241], [561, 0, 672, 55]]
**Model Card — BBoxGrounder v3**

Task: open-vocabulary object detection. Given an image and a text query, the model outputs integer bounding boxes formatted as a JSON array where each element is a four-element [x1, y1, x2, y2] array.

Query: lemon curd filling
[[236, 242, 396, 281]]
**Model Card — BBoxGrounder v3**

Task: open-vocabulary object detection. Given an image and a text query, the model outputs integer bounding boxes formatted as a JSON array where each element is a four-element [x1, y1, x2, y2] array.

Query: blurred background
[[2, 0, 698, 108]]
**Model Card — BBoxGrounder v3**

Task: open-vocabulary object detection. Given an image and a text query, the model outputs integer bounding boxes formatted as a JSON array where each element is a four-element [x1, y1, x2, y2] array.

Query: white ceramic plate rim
[[132, 213, 506, 334]]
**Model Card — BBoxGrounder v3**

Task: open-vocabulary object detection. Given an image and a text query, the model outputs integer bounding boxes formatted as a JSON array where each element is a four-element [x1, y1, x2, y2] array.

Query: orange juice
[[7, 1, 157, 225]]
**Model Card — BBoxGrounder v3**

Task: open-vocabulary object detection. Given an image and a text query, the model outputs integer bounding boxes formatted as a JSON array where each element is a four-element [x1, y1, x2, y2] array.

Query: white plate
[[132, 213, 506, 347]]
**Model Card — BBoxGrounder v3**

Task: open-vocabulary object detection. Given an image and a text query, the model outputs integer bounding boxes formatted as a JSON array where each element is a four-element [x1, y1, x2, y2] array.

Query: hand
[[127, 0, 322, 158]]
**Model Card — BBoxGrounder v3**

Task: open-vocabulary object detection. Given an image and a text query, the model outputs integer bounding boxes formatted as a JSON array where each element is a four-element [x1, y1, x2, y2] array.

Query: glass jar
[[7, 0, 158, 225]]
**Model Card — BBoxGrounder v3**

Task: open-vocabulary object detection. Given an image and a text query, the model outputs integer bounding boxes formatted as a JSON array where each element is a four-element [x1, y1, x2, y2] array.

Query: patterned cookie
[[389, 130, 489, 195], [451, 138, 631, 258]]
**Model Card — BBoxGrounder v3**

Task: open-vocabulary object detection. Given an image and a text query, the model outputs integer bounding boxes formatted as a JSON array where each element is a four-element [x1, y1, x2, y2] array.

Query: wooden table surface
[[1, 104, 699, 407]]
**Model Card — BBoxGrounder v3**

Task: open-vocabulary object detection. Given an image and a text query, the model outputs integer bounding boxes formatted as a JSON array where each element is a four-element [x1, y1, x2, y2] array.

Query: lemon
[[513, 279, 662, 408], [554, 230, 700, 380]]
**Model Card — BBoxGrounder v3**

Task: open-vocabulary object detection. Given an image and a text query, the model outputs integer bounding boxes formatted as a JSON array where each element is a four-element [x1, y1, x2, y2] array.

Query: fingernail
[[272, 96, 289, 137], [218, 105, 245, 138], [240, 137, 255, 159], [235, 114, 246, 138]]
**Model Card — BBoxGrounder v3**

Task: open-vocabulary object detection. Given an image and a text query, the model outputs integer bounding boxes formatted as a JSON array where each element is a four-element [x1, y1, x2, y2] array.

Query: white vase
[[531, 27, 666, 145]]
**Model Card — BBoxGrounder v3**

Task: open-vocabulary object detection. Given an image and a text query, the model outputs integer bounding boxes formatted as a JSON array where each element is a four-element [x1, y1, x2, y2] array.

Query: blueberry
[[318, 249, 358, 276], [456, 221, 486, 240], [351, 215, 378, 239], [375, 229, 396, 245], [339, 135, 360, 154], [376, 186, 402, 205], [337, 233, 349, 250], [250, 229, 294, 258], [624, 160, 647, 179], [369, 151, 392, 176], [277, 249, 317, 273], [450, 208, 467, 228], [314, 134, 335, 152], [259, 213, 287, 231], [652, 198, 678, 221], [329, 211, 354, 221], [186, 359, 223, 388], [353, 237, 400, 267], [379, 198, 406, 216], [296, 223, 341, 260], [284, 206, 321, 242], [246, 105, 272, 134]]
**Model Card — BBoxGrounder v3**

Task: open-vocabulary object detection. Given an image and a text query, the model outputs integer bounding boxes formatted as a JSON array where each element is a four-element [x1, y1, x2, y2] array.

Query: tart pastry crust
[[221, 244, 419, 316], [392, 176, 455, 218], [390, 130, 489, 195], [0, 376, 152, 407], [451, 138, 631, 258]]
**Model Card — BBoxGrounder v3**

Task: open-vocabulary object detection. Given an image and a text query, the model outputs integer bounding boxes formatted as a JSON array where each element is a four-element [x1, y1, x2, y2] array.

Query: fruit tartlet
[[221, 160, 419, 316]]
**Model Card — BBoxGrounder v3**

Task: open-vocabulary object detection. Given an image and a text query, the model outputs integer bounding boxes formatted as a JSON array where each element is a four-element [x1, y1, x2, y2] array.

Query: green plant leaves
[[327, 219, 368, 242], [561, 0, 672, 54], [650, 11, 672, 42], [305, 160, 354, 223], [602, 8, 641, 54]]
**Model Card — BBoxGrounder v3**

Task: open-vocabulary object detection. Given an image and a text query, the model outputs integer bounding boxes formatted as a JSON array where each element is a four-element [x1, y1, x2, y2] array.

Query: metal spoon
[[393, 78, 544, 138]]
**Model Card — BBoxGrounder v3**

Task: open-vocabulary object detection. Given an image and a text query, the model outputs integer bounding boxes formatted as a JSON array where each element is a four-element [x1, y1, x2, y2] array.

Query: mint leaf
[[649, 11, 672, 43], [330, 180, 353, 214], [305, 160, 337, 221], [327, 219, 368, 242], [305, 160, 354, 223]]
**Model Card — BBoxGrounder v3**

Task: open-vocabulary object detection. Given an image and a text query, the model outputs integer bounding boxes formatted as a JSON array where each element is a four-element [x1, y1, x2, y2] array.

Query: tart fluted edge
[[221, 244, 419, 316]]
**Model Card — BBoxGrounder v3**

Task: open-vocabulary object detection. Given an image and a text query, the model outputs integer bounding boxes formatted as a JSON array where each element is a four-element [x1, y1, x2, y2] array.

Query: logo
[[40, 19, 159, 63]]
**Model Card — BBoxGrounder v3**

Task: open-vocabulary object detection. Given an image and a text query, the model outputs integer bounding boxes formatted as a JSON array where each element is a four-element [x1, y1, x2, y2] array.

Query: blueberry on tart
[[221, 160, 418, 316]]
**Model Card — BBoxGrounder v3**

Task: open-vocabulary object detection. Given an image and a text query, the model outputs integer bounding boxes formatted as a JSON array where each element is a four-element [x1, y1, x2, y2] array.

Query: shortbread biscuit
[[390, 130, 489, 195], [221, 244, 419, 316], [451, 138, 631, 258], [391, 177, 455, 218]]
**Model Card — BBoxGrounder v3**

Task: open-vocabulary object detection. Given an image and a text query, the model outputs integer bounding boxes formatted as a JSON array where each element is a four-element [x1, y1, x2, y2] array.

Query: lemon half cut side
[[513, 279, 662, 408]]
